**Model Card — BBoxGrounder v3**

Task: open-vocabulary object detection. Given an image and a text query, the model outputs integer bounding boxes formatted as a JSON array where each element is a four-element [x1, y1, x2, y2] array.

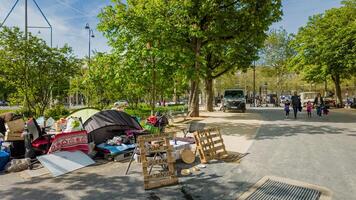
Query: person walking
[[314, 93, 324, 117], [291, 91, 301, 119], [284, 100, 291, 118], [306, 101, 312, 118]]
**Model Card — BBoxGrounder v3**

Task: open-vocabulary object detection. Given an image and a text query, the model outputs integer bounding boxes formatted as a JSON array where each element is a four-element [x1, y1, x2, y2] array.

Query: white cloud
[[0, 0, 111, 58]]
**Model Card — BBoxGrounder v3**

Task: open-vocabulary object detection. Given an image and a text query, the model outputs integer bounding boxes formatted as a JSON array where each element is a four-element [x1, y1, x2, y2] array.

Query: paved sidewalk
[[0, 110, 262, 200]]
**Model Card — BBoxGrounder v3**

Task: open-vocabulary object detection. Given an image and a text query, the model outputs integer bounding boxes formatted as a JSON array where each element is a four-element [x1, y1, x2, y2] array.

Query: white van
[[222, 89, 246, 112], [300, 92, 318, 106]]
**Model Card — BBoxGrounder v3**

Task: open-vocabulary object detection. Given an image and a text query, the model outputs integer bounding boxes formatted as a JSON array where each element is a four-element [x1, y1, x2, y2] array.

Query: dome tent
[[83, 110, 142, 144], [66, 107, 100, 124]]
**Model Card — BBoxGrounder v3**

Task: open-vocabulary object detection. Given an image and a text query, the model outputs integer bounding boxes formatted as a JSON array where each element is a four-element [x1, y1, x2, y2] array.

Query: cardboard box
[[5, 119, 25, 133]]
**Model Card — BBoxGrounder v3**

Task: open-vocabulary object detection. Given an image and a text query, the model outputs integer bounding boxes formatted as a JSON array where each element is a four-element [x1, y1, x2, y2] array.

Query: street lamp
[[85, 23, 95, 68], [253, 61, 256, 107], [264, 82, 268, 107]]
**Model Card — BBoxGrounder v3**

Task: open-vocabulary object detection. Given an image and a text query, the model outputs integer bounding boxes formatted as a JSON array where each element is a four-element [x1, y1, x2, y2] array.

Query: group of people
[[284, 92, 328, 119]]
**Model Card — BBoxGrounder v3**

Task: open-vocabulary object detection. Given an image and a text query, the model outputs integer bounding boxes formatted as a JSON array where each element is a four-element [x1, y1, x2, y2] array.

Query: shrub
[[44, 104, 70, 120]]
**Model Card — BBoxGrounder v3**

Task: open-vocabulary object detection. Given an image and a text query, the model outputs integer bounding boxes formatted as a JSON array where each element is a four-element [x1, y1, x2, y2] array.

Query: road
[[0, 108, 355, 200], [181, 108, 356, 200], [245, 108, 356, 200]]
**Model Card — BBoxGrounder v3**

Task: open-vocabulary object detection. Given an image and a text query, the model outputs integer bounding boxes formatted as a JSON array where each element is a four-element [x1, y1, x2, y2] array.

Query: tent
[[66, 108, 100, 124], [83, 110, 142, 144]]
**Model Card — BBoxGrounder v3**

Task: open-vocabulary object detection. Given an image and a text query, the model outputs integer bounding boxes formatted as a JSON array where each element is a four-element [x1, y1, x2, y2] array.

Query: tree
[[0, 27, 80, 116], [261, 28, 294, 99], [169, 0, 282, 115], [98, 0, 282, 116], [290, 0, 356, 105], [98, 0, 189, 113]]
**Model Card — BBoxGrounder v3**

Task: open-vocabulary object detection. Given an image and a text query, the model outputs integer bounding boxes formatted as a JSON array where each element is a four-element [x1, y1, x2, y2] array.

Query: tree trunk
[[331, 74, 343, 107], [205, 76, 214, 112], [188, 38, 201, 117], [150, 56, 156, 115], [173, 81, 178, 104], [188, 79, 199, 117]]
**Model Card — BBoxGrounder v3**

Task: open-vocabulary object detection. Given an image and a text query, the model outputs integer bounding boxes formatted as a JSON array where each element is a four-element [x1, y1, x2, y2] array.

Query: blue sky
[[0, 0, 343, 58]]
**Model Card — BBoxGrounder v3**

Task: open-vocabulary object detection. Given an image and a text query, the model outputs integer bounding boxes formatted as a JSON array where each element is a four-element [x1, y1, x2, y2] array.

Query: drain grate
[[237, 176, 332, 200], [246, 179, 321, 200]]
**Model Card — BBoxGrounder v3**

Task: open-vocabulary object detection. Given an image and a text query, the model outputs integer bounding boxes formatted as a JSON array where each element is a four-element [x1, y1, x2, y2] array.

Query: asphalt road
[[182, 108, 356, 200], [243, 108, 356, 199], [1, 108, 355, 200]]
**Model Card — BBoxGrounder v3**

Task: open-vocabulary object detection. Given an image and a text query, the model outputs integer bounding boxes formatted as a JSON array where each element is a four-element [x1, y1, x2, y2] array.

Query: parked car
[[222, 89, 246, 112], [0, 100, 8, 106], [280, 95, 291, 104], [324, 97, 336, 108], [300, 92, 318, 107], [114, 100, 129, 107]]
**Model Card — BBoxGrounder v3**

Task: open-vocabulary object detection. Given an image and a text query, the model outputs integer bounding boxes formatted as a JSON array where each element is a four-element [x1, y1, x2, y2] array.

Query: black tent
[[84, 110, 142, 144]]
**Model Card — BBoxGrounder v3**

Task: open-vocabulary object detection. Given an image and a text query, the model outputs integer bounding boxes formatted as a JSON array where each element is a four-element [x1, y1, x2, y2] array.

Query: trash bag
[[64, 117, 83, 132], [5, 158, 30, 173]]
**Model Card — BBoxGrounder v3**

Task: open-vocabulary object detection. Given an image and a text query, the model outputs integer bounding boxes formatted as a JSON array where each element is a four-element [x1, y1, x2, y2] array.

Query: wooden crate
[[5, 119, 25, 133], [194, 128, 228, 164], [4, 132, 24, 141], [138, 133, 178, 190]]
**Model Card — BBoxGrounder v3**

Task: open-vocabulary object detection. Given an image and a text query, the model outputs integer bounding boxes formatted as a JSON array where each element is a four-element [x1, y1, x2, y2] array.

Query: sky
[[0, 0, 343, 58]]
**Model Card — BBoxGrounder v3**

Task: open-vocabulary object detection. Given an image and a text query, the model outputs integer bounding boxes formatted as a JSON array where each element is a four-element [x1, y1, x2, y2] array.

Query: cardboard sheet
[[37, 151, 95, 177]]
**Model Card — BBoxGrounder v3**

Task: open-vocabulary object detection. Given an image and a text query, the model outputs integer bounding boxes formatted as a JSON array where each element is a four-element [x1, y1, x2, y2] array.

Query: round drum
[[181, 149, 195, 164]]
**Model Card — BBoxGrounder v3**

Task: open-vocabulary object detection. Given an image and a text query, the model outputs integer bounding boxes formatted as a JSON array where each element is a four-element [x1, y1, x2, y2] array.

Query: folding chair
[[182, 122, 205, 137]]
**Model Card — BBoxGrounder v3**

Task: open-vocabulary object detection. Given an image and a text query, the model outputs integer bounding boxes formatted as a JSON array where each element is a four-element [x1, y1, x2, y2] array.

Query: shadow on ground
[[0, 165, 254, 200]]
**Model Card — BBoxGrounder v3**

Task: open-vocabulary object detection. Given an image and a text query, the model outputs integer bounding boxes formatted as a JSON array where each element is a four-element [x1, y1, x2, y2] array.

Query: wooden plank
[[144, 171, 173, 179], [144, 177, 178, 190], [139, 133, 178, 190]]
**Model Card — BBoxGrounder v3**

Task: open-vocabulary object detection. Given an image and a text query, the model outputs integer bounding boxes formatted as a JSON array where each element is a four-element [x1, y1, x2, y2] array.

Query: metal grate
[[246, 179, 321, 200]]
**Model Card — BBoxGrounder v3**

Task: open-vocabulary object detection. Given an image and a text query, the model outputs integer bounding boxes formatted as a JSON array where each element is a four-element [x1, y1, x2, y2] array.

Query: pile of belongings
[[144, 112, 169, 134], [0, 113, 26, 169], [97, 135, 135, 157]]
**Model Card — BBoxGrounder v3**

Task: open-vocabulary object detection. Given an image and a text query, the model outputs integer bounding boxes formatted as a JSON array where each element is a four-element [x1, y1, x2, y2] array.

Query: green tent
[[66, 108, 100, 124]]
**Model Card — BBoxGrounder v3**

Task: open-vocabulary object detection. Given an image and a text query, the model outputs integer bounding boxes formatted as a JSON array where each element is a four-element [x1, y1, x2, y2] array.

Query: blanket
[[48, 130, 89, 154], [97, 143, 135, 156]]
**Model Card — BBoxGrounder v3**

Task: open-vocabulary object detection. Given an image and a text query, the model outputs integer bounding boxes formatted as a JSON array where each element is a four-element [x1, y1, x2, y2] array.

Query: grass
[[125, 104, 188, 118], [1, 104, 187, 120], [0, 109, 15, 114]]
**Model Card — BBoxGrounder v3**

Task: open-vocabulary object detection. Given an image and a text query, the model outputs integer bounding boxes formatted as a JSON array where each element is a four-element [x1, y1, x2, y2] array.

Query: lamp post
[[85, 23, 95, 69], [253, 61, 256, 107], [264, 82, 268, 107]]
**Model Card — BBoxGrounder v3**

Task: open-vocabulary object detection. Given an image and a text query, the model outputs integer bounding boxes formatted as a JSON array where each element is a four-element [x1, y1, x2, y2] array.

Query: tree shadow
[[254, 123, 347, 140], [0, 159, 254, 200]]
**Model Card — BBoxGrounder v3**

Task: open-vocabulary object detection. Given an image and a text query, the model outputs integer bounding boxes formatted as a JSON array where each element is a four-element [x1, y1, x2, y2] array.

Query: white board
[[37, 151, 95, 177]]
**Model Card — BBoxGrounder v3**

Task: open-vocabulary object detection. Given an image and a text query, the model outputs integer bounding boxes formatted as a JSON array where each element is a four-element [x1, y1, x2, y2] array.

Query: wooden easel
[[194, 128, 228, 163], [138, 134, 178, 190]]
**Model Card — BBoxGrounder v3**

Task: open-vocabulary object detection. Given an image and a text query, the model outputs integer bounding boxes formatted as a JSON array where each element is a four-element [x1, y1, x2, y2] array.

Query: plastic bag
[[46, 117, 55, 130], [64, 117, 83, 132], [5, 158, 30, 173], [36, 116, 45, 128]]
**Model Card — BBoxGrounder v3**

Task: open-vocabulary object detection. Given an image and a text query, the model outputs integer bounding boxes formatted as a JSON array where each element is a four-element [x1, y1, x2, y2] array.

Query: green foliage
[[0, 110, 15, 115], [260, 28, 295, 95], [0, 27, 80, 116], [97, 0, 193, 112], [290, 0, 356, 103], [98, 0, 282, 116], [44, 104, 70, 120], [125, 104, 187, 119]]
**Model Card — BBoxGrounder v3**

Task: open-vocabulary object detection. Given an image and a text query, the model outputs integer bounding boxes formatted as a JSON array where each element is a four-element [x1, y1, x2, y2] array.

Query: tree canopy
[[0, 27, 80, 116], [290, 0, 356, 104], [98, 0, 282, 116], [260, 28, 294, 97]]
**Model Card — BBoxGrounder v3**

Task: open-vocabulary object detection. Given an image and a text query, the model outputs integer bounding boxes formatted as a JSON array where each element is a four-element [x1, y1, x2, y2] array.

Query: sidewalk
[[170, 110, 262, 153], [0, 110, 263, 200]]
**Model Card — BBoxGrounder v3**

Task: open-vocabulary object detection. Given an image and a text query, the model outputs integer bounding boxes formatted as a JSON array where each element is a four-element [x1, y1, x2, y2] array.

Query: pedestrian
[[284, 100, 291, 118], [313, 93, 324, 117], [306, 101, 312, 118], [291, 91, 301, 119]]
